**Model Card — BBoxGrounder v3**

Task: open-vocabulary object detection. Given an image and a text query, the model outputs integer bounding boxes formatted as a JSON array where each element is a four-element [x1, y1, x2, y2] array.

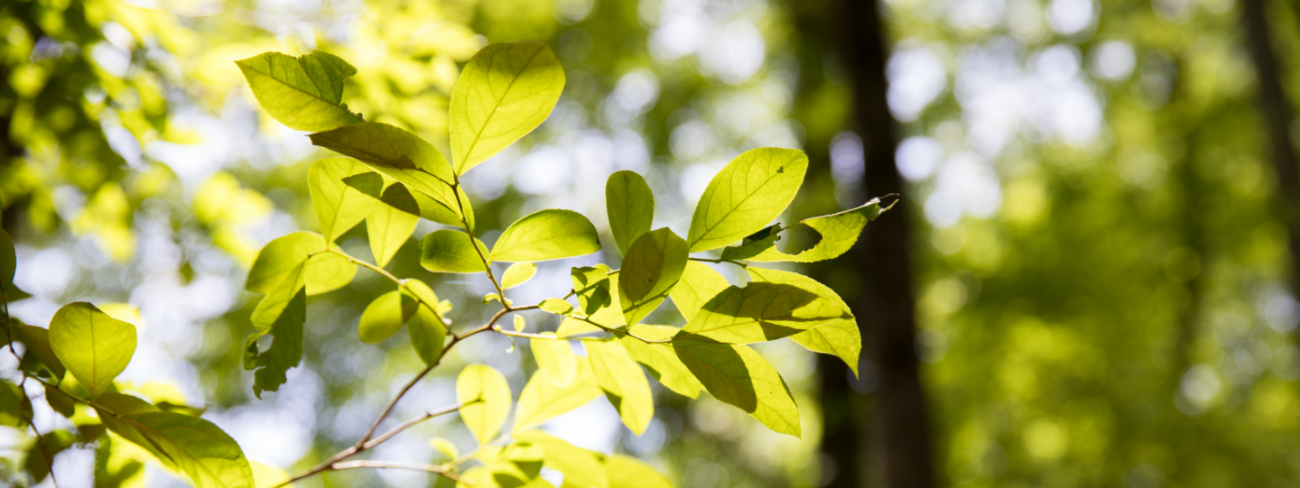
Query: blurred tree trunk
[[1242, 0, 1300, 290], [808, 0, 938, 486]]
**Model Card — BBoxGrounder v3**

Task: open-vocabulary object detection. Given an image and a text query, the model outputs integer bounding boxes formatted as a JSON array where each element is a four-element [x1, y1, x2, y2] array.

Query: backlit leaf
[[515, 358, 602, 431], [586, 340, 654, 435], [680, 281, 850, 344], [619, 325, 702, 398], [672, 338, 800, 436], [748, 268, 860, 377], [0, 380, 30, 427], [450, 42, 565, 174], [245, 263, 307, 397], [722, 198, 893, 263], [98, 400, 256, 488], [366, 182, 421, 268], [308, 157, 381, 243], [668, 261, 730, 323], [458, 365, 512, 445], [4, 320, 65, 379], [606, 455, 674, 488], [404, 279, 447, 366], [513, 430, 607, 488], [49, 302, 136, 399], [686, 148, 808, 252], [236, 51, 363, 132], [531, 334, 576, 387], [245, 232, 356, 296], [571, 265, 624, 327], [420, 230, 491, 273], [492, 209, 601, 262], [357, 290, 416, 343], [606, 171, 654, 257], [538, 298, 574, 315], [619, 229, 688, 326], [502, 262, 538, 289]]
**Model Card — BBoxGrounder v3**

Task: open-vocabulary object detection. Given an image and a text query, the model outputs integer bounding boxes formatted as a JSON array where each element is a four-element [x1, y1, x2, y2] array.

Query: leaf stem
[[688, 257, 748, 268], [317, 248, 453, 336], [450, 182, 507, 301]]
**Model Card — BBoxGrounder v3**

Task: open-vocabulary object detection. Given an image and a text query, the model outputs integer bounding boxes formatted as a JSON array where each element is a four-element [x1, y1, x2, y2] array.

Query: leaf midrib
[[690, 157, 795, 248]]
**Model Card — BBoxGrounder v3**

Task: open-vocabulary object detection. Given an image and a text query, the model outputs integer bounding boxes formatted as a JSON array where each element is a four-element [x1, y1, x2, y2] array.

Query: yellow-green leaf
[[620, 325, 702, 399], [366, 183, 420, 268], [571, 265, 624, 328], [513, 430, 607, 488], [606, 171, 654, 257], [586, 340, 654, 435], [4, 319, 65, 379], [404, 279, 447, 366], [502, 262, 538, 289], [668, 261, 730, 323], [686, 148, 808, 252], [420, 230, 491, 273], [672, 339, 800, 436], [619, 229, 688, 326], [492, 209, 601, 262], [680, 281, 851, 344], [538, 298, 574, 315], [49, 302, 136, 399], [450, 42, 565, 174], [357, 290, 416, 343], [245, 263, 307, 398], [457, 365, 512, 445], [722, 198, 893, 263], [748, 268, 860, 377], [236, 51, 363, 132], [515, 358, 602, 431], [99, 402, 256, 488], [606, 455, 674, 488], [531, 334, 576, 387], [308, 157, 381, 243], [245, 232, 356, 296]]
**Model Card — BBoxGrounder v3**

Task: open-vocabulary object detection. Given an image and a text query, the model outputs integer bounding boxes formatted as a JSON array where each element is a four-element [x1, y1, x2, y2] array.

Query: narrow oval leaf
[[450, 42, 565, 174], [619, 325, 702, 399], [420, 230, 491, 273], [308, 157, 382, 243], [515, 358, 602, 431], [358, 290, 416, 343], [104, 409, 256, 488], [492, 209, 601, 262], [686, 148, 808, 252], [309, 122, 473, 229], [672, 339, 800, 437], [749, 268, 861, 377], [245, 232, 356, 296], [366, 183, 421, 268], [606, 171, 654, 257], [538, 298, 574, 316], [586, 340, 654, 435], [457, 365, 512, 445], [606, 455, 674, 488], [49, 302, 136, 399], [679, 281, 851, 344], [668, 261, 730, 323], [236, 51, 363, 132], [404, 279, 447, 366], [246, 263, 307, 398], [571, 265, 625, 328], [619, 229, 688, 326], [723, 198, 893, 263], [501, 262, 538, 289], [531, 335, 576, 387]]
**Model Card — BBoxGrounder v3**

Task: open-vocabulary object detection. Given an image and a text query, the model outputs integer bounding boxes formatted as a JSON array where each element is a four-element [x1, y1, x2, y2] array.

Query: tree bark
[[1242, 0, 1300, 293], [823, 0, 938, 486]]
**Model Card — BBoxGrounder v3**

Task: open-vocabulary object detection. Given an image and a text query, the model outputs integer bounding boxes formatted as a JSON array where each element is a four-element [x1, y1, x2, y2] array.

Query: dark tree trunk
[[818, 0, 938, 486], [1242, 0, 1300, 292]]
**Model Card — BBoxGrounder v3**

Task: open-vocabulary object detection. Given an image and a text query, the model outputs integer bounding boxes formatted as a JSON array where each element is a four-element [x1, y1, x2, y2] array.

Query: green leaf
[[668, 261, 730, 323], [606, 171, 654, 257], [449, 42, 565, 175], [245, 263, 307, 398], [366, 182, 421, 268], [4, 319, 65, 379], [606, 455, 674, 488], [43, 383, 74, 417], [723, 198, 893, 263], [679, 281, 851, 344], [571, 265, 624, 327], [410, 183, 478, 230], [586, 340, 654, 435], [308, 157, 382, 243], [619, 325, 702, 399], [405, 279, 448, 366], [49, 302, 136, 399], [556, 316, 602, 338], [748, 268, 860, 377], [357, 290, 415, 343], [515, 357, 602, 431], [458, 365, 512, 445], [531, 335, 576, 387], [686, 148, 808, 252], [309, 122, 473, 230], [24, 430, 72, 483], [538, 298, 574, 315], [420, 230, 491, 273], [98, 397, 256, 488], [0, 380, 31, 427], [513, 430, 607, 488], [672, 338, 800, 436], [492, 209, 601, 262], [245, 231, 356, 296], [236, 51, 363, 132], [619, 229, 688, 326], [0, 228, 15, 288], [502, 262, 538, 289]]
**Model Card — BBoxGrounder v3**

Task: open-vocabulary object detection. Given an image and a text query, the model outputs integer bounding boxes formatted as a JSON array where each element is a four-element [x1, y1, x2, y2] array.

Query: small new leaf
[[606, 171, 654, 257], [235, 51, 363, 132], [502, 262, 538, 289], [49, 302, 136, 399], [538, 298, 574, 315], [450, 42, 565, 175], [492, 209, 601, 262]]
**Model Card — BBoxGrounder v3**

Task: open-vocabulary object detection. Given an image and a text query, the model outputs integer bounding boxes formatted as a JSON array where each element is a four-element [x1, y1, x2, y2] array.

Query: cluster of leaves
[[234, 40, 891, 487]]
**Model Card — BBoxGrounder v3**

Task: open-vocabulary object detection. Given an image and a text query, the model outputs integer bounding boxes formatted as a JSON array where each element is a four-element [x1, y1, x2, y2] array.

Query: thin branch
[[450, 182, 506, 300], [329, 460, 462, 482], [318, 248, 452, 335], [688, 257, 748, 268], [575, 317, 671, 344], [361, 401, 474, 450]]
